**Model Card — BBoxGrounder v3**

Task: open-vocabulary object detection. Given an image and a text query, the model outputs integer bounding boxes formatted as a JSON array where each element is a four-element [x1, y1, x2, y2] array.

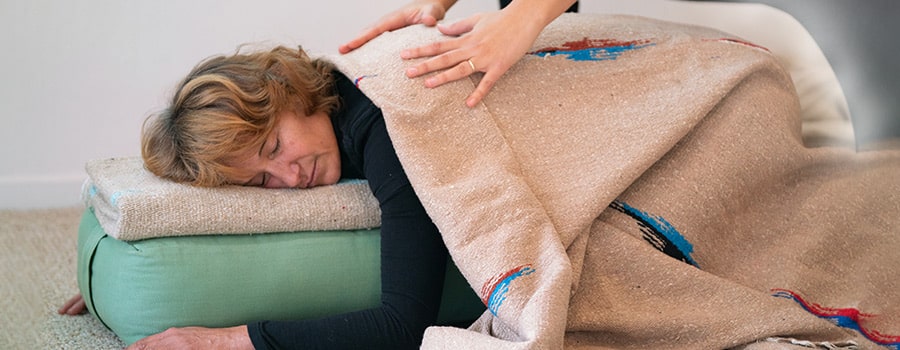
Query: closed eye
[[269, 138, 280, 159]]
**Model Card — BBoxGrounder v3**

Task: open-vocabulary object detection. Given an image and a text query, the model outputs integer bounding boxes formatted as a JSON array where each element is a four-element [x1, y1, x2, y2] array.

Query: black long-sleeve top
[[246, 72, 449, 349]]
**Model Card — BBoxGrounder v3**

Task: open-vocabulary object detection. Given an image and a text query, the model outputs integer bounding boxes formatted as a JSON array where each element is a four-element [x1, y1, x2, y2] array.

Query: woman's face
[[225, 110, 341, 189]]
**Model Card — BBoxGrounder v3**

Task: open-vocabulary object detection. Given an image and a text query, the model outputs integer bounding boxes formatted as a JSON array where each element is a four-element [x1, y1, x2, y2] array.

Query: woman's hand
[[339, 0, 455, 54], [401, 0, 576, 107], [58, 294, 86, 315], [125, 326, 253, 350], [60, 294, 252, 349]]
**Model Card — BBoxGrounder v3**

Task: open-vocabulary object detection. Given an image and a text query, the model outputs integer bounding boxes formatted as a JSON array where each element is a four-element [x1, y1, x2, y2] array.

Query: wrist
[[414, 0, 456, 11], [229, 325, 254, 350], [503, 0, 576, 27]]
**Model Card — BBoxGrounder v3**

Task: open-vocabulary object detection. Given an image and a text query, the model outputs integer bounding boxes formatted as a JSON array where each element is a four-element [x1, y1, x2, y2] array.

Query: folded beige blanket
[[82, 157, 380, 240], [329, 13, 900, 350]]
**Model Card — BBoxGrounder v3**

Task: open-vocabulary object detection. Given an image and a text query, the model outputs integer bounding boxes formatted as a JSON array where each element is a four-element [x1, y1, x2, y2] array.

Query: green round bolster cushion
[[77, 208, 485, 345]]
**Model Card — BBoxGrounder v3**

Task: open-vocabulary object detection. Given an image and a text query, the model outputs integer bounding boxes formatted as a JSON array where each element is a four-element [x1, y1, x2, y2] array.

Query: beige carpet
[[1, 206, 125, 349]]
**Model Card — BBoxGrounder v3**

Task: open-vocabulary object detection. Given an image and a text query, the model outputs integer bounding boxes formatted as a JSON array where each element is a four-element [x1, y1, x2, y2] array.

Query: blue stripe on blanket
[[773, 288, 900, 348], [610, 200, 698, 268], [481, 265, 536, 316], [528, 38, 655, 61]]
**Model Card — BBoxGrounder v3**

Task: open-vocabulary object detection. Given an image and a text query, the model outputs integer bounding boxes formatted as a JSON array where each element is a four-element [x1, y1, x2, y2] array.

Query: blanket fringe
[[762, 337, 859, 350]]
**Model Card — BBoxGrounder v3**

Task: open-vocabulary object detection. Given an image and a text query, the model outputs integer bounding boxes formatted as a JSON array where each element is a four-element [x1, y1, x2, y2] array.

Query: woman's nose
[[268, 161, 302, 188]]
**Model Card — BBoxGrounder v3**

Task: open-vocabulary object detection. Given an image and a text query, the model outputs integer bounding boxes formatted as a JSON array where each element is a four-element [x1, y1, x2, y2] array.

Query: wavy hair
[[141, 45, 338, 186]]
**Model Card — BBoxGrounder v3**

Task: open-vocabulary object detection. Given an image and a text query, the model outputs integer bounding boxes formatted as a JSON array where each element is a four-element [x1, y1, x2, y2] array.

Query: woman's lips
[[305, 161, 317, 188]]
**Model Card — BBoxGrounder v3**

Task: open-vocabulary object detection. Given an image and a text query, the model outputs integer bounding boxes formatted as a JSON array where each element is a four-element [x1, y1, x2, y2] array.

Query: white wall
[[1, 0, 858, 209], [0, 0, 500, 209]]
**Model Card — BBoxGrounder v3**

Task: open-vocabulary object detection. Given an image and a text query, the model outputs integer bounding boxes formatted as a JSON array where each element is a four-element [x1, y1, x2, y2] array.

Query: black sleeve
[[499, 0, 578, 12], [246, 114, 448, 349]]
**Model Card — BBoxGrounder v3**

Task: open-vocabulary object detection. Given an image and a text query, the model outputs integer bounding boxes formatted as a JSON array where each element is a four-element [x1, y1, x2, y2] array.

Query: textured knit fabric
[[246, 73, 450, 349], [82, 158, 380, 240], [328, 13, 900, 350]]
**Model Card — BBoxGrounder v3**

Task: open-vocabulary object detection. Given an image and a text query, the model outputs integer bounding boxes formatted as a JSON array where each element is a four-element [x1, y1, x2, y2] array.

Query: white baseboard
[[0, 174, 86, 210]]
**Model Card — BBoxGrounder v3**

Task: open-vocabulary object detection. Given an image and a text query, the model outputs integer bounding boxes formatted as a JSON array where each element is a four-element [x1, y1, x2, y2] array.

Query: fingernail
[[425, 78, 436, 87], [406, 67, 418, 77], [400, 50, 410, 59]]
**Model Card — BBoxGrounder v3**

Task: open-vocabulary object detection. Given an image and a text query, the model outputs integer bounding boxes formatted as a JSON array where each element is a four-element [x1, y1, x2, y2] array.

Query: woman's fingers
[[339, 27, 386, 54], [58, 294, 87, 315], [340, 15, 412, 54], [466, 70, 502, 107], [400, 13, 480, 61], [419, 59, 479, 88], [402, 36, 462, 62], [57, 294, 79, 314], [436, 14, 479, 36], [340, 3, 446, 54], [404, 41, 470, 79]]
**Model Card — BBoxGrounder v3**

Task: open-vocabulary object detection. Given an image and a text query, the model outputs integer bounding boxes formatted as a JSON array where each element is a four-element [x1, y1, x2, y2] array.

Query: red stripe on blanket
[[703, 38, 770, 52], [481, 265, 535, 316], [772, 288, 900, 347]]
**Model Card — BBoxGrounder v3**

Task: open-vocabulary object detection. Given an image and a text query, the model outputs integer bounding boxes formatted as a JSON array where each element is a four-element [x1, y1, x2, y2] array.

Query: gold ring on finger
[[466, 59, 476, 73]]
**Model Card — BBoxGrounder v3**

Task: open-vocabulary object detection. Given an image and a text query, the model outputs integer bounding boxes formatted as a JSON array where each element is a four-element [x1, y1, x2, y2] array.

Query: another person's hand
[[401, 9, 545, 108], [341, 0, 574, 107], [125, 326, 253, 350], [338, 0, 454, 54], [58, 294, 86, 315]]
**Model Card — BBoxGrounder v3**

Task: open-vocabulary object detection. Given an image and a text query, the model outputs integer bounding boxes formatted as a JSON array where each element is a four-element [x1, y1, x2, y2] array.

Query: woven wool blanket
[[82, 157, 380, 240], [329, 14, 900, 349]]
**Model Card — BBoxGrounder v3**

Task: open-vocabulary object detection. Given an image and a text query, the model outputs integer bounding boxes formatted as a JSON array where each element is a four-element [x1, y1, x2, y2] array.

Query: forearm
[[503, 0, 578, 28], [248, 309, 425, 350], [418, 0, 457, 12], [125, 325, 253, 349], [246, 209, 449, 350]]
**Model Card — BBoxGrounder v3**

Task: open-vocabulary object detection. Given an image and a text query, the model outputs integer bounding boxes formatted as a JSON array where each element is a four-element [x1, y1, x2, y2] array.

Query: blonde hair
[[141, 45, 338, 186]]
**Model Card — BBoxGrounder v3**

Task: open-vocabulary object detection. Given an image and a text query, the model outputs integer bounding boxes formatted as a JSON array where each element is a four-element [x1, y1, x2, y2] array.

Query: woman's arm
[[124, 149, 447, 350], [244, 187, 448, 349]]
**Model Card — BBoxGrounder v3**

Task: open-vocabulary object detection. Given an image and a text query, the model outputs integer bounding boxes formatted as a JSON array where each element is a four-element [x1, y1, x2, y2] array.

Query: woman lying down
[[61, 14, 900, 350]]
